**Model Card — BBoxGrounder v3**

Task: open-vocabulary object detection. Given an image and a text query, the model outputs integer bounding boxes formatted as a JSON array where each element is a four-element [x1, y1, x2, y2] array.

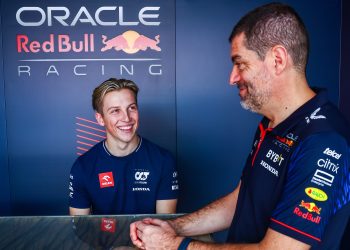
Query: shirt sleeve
[[69, 159, 91, 209], [269, 132, 350, 246], [156, 151, 179, 200]]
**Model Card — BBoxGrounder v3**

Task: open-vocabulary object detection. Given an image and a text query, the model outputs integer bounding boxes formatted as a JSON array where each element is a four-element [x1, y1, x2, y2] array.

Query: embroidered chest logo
[[135, 171, 150, 181], [305, 107, 326, 124], [273, 133, 298, 152], [133, 170, 151, 191], [98, 172, 115, 188]]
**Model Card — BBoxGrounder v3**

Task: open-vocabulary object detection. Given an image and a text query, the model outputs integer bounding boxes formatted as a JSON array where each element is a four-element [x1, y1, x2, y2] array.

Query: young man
[[69, 78, 178, 215], [130, 3, 350, 249]]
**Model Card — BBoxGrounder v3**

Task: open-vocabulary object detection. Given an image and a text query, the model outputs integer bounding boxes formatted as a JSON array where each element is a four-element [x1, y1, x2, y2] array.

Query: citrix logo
[[323, 148, 342, 159], [135, 171, 150, 181], [317, 158, 339, 174]]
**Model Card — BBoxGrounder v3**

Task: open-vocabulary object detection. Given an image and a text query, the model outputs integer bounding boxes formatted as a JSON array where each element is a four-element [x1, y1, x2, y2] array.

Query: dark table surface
[[0, 214, 211, 250]]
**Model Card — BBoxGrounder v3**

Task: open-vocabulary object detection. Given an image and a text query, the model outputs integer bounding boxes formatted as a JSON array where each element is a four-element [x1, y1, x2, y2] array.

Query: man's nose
[[229, 65, 240, 85], [122, 110, 131, 122]]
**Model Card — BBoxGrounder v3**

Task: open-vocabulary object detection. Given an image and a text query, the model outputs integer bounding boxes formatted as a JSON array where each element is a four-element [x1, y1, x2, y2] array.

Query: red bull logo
[[299, 200, 322, 214], [293, 200, 322, 224], [101, 30, 161, 54], [276, 135, 294, 147]]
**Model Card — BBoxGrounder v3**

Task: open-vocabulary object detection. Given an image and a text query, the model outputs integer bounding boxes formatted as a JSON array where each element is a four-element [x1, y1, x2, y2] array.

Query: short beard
[[239, 81, 271, 113], [240, 91, 268, 113]]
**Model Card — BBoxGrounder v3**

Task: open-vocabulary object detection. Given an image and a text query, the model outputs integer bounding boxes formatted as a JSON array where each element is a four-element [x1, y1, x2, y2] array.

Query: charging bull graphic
[[101, 30, 161, 54], [299, 200, 322, 215], [101, 35, 128, 52]]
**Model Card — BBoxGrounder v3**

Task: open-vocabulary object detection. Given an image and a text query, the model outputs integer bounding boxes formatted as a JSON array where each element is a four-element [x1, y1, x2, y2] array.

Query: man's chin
[[240, 100, 259, 113]]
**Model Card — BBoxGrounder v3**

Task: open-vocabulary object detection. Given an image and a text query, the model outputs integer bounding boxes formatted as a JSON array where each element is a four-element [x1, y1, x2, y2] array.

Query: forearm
[[69, 207, 90, 215], [170, 182, 240, 236], [183, 228, 310, 250], [187, 241, 260, 250], [156, 199, 177, 214]]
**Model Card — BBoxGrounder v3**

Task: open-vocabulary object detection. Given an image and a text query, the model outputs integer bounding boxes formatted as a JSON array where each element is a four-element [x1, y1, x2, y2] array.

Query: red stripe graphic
[[77, 146, 89, 152], [77, 135, 100, 143], [76, 116, 100, 125], [75, 116, 106, 155], [76, 123, 106, 133], [77, 140, 94, 147], [270, 218, 321, 242], [76, 129, 106, 139]]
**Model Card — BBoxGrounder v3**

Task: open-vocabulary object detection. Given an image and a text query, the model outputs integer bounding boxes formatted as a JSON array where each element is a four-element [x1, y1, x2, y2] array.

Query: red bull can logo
[[101, 30, 161, 54]]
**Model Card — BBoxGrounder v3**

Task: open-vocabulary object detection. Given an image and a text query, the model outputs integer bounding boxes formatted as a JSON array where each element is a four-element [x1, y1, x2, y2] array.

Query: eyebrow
[[106, 102, 137, 112], [231, 55, 241, 63]]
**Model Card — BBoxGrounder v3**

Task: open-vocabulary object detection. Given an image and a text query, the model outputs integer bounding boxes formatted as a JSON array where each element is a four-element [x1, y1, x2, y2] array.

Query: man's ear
[[271, 45, 288, 75], [95, 112, 105, 126]]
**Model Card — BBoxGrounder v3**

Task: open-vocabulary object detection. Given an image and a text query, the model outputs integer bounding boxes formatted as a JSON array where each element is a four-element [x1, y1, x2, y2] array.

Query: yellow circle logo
[[305, 187, 328, 201]]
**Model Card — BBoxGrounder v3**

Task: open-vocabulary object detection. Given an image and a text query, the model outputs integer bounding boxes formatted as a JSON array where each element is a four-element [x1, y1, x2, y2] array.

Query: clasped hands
[[130, 218, 184, 250]]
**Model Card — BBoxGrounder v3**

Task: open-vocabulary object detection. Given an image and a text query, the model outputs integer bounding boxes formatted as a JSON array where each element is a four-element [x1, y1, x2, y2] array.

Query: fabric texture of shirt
[[69, 137, 179, 214], [227, 90, 350, 249]]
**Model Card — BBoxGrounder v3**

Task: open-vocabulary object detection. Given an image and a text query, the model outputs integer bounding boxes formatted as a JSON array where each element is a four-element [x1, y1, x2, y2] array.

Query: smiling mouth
[[237, 85, 248, 96], [118, 125, 133, 131]]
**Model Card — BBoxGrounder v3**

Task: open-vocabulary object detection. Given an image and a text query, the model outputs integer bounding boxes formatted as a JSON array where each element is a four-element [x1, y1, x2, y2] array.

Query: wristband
[[178, 237, 193, 250]]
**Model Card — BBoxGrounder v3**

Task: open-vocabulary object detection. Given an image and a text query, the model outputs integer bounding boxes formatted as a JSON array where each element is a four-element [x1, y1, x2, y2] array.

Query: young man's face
[[95, 88, 139, 145], [229, 33, 273, 113]]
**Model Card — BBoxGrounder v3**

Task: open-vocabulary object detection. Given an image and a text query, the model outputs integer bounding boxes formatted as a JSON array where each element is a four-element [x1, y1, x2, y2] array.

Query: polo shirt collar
[[261, 89, 329, 136]]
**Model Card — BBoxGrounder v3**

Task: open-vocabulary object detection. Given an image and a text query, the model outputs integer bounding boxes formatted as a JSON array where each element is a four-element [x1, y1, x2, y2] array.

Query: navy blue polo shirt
[[69, 137, 179, 214], [227, 90, 350, 249]]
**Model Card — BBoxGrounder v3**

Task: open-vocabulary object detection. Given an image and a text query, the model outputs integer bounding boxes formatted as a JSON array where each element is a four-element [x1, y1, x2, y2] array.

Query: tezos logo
[[135, 171, 149, 181]]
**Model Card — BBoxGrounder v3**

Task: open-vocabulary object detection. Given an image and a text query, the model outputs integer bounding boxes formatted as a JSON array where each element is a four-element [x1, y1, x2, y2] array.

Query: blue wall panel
[[175, 0, 341, 241], [340, 0, 350, 123], [339, 1, 350, 248], [175, 0, 341, 210], [0, 0, 11, 216]]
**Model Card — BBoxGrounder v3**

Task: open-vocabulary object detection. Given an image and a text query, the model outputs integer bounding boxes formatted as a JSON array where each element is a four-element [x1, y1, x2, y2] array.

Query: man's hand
[[130, 218, 184, 250]]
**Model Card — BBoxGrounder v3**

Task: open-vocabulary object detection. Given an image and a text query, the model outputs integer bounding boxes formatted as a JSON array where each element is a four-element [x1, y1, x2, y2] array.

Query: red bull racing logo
[[293, 200, 322, 224], [101, 30, 161, 54], [276, 136, 294, 147], [15, 5, 167, 77]]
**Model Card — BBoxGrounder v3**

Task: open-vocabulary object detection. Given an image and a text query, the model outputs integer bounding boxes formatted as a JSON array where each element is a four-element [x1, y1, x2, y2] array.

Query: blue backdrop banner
[[2, 0, 175, 215]]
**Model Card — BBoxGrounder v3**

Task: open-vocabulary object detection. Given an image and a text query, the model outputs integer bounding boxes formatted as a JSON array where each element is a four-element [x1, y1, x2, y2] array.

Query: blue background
[[0, 0, 348, 243]]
